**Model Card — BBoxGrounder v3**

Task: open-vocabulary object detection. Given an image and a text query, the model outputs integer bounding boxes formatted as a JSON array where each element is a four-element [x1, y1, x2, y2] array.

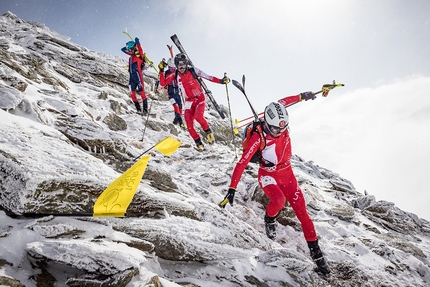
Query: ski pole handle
[[218, 198, 229, 208]]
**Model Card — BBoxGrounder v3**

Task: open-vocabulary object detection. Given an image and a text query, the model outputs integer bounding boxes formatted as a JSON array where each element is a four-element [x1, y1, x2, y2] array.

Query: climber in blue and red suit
[[121, 37, 148, 115]]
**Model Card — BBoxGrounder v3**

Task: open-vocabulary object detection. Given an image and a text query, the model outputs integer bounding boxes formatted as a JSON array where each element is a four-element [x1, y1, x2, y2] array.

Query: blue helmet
[[126, 41, 135, 51]]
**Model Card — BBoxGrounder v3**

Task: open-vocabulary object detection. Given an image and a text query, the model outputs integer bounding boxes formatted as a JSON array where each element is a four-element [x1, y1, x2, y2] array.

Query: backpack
[[174, 66, 198, 81], [242, 121, 266, 163]]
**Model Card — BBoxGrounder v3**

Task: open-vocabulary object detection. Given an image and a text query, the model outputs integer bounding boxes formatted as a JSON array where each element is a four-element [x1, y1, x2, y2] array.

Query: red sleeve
[[277, 94, 301, 107], [229, 133, 261, 189], [136, 56, 145, 80], [159, 69, 175, 86], [136, 43, 145, 60], [193, 67, 221, 84]]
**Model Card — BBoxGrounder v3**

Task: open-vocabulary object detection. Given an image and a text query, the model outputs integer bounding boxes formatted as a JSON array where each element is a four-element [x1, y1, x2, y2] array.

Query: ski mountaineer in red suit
[[121, 37, 148, 115], [158, 53, 229, 151], [221, 96, 331, 275]]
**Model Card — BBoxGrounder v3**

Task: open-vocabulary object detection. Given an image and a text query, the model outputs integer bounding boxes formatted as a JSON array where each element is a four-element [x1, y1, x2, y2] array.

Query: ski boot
[[307, 240, 331, 275], [134, 101, 143, 115], [205, 129, 215, 145], [178, 118, 186, 130], [194, 138, 204, 152], [173, 113, 181, 125], [173, 116, 180, 125], [264, 214, 277, 240]]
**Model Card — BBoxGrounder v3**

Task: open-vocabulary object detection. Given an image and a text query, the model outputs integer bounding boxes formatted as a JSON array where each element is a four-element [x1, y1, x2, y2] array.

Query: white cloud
[[291, 75, 430, 219]]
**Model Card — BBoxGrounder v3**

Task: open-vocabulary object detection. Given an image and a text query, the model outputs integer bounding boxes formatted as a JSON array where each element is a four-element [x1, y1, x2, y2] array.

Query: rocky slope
[[1, 11, 430, 287]]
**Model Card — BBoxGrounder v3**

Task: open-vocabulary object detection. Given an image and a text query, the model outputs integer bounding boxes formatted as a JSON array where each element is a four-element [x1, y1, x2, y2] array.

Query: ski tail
[[167, 45, 174, 58], [232, 78, 259, 121], [170, 34, 226, 119]]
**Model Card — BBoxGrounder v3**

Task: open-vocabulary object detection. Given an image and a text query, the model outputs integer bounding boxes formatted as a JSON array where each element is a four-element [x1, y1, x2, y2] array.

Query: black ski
[[170, 34, 226, 119], [232, 76, 260, 121]]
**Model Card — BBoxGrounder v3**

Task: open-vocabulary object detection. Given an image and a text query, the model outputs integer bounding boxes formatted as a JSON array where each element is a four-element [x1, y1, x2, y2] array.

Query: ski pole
[[224, 73, 237, 159], [236, 81, 345, 126], [219, 198, 229, 208], [133, 143, 155, 161], [141, 95, 153, 141]]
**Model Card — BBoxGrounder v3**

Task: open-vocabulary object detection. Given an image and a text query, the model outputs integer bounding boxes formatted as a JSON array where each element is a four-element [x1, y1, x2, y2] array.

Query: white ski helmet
[[263, 102, 289, 137], [167, 58, 175, 68]]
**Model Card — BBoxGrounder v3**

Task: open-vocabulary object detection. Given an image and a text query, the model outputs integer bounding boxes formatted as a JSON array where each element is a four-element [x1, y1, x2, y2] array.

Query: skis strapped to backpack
[[123, 31, 159, 73], [170, 34, 226, 119], [233, 75, 266, 163]]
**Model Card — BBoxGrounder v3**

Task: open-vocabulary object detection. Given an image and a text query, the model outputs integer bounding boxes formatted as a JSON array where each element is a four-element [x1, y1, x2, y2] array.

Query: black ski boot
[[264, 214, 277, 240], [178, 118, 186, 130], [142, 101, 148, 116], [173, 113, 181, 125], [134, 101, 142, 115], [194, 138, 204, 152], [307, 240, 331, 275]]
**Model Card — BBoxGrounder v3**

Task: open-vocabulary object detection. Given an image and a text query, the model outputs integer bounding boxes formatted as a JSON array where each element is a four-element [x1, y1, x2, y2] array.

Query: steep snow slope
[[1, 11, 430, 287]]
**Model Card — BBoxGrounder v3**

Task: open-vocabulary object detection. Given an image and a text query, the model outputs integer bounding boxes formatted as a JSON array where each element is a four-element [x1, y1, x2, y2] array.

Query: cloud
[[290, 75, 430, 219]]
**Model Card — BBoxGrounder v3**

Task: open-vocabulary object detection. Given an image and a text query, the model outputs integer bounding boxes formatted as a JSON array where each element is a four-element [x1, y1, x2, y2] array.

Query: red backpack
[[242, 121, 266, 163]]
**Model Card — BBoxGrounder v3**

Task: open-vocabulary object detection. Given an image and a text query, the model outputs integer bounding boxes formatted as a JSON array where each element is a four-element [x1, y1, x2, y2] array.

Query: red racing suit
[[278, 94, 301, 107], [160, 67, 222, 140], [228, 95, 318, 242]]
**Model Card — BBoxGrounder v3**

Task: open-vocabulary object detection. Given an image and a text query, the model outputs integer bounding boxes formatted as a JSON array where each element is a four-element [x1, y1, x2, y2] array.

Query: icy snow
[[1, 11, 430, 287]]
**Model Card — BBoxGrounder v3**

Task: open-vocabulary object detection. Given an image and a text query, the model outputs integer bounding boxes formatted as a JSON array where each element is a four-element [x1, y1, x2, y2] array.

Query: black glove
[[220, 76, 230, 85], [219, 188, 235, 208], [300, 91, 316, 101]]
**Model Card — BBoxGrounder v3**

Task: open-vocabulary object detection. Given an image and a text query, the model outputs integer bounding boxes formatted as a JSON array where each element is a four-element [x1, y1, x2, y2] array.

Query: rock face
[[1, 11, 430, 287]]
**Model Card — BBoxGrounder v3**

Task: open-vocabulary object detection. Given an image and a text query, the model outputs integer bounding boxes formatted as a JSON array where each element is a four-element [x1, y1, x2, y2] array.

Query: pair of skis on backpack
[[232, 77, 345, 133]]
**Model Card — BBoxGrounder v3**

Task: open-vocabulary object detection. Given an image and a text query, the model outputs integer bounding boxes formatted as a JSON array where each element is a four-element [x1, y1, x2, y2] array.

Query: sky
[[1, 0, 430, 219]]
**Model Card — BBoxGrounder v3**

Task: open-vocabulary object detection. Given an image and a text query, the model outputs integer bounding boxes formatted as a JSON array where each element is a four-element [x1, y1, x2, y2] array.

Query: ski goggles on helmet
[[265, 122, 288, 137], [176, 61, 187, 70]]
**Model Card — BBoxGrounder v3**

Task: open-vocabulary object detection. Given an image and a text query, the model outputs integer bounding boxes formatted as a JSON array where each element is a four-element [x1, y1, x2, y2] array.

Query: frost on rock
[[1, 12, 430, 287]]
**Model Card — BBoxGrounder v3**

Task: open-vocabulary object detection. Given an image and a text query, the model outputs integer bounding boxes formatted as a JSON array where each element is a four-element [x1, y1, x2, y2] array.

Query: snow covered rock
[[1, 12, 430, 287]]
